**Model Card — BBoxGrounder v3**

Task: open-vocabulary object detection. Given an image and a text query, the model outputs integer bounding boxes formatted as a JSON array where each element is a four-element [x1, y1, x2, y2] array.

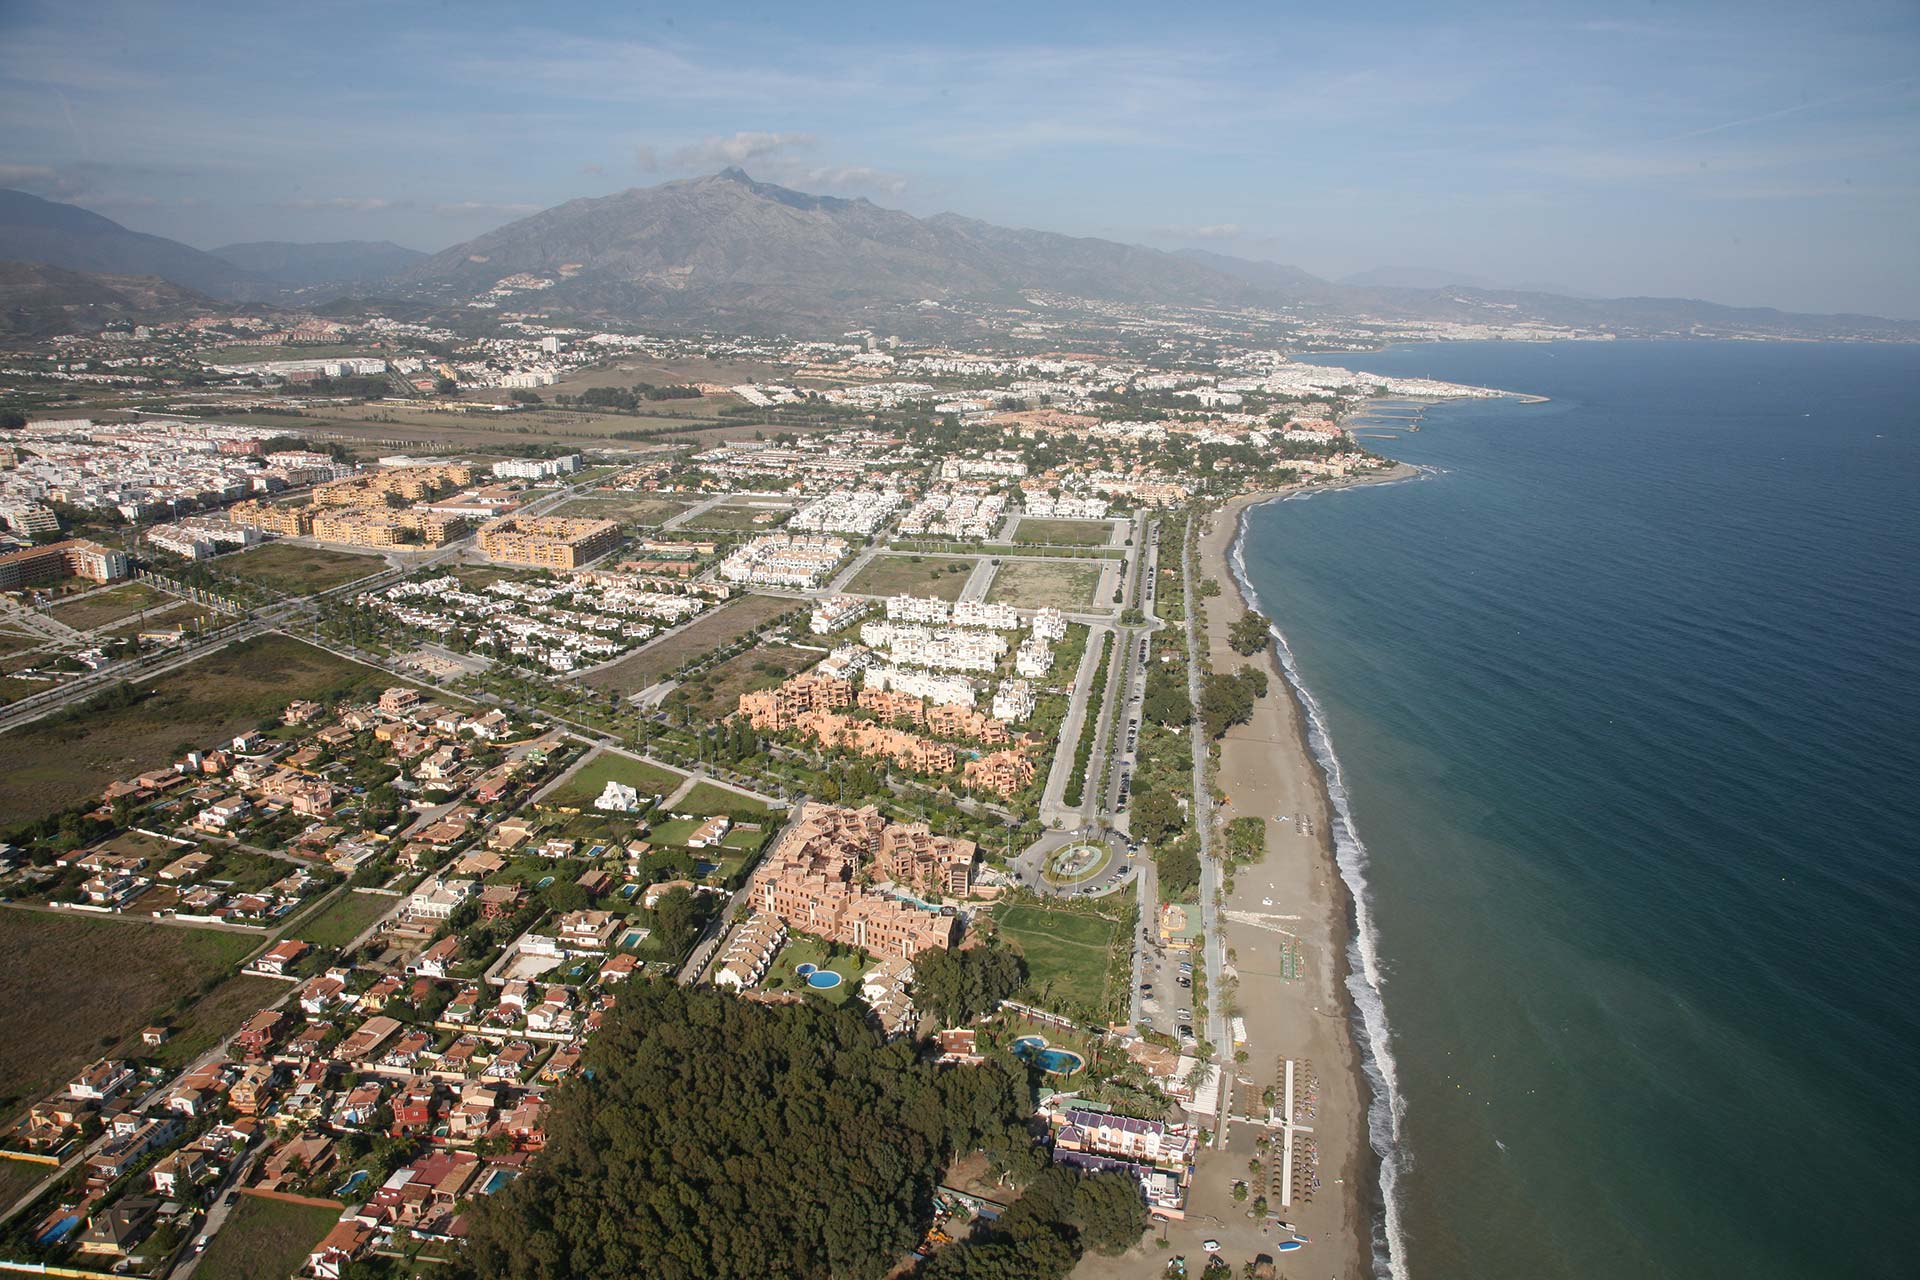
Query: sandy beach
[[1096, 468, 1411, 1280]]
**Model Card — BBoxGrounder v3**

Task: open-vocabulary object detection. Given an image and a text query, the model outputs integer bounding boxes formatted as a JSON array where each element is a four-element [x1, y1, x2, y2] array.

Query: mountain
[[398, 168, 1271, 326], [399, 170, 1919, 340], [0, 260, 211, 339], [1341, 264, 1497, 291], [209, 239, 426, 287], [0, 189, 262, 297]]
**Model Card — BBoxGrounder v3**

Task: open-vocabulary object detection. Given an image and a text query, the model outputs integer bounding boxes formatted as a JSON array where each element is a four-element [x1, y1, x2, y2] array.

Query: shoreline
[[1206, 467, 1415, 1278]]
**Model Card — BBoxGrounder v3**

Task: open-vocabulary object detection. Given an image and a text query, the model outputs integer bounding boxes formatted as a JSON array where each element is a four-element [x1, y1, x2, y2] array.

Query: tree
[[1228, 610, 1271, 656], [1132, 788, 1183, 845], [911, 942, 1026, 1024], [434, 376, 458, 394], [1154, 837, 1201, 898]]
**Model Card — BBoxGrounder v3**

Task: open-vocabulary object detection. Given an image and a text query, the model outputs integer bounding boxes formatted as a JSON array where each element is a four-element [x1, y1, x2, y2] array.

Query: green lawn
[[985, 559, 1105, 609], [761, 934, 861, 1004], [0, 633, 407, 825], [216, 542, 386, 595], [993, 903, 1119, 1013], [285, 888, 396, 949], [546, 749, 687, 810], [195, 1193, 346, 1280], [845, 554, 977, 599], [1012, 518, 1116, 547], [676, 781, 774, 819]]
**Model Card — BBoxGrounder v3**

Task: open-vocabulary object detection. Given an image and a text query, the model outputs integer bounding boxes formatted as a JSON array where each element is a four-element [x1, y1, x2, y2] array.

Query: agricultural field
[[544, 749, 688, 811], [286, 888, 397, 950], [581, 594, 796, 695], [194, 1194, 346, 1280], [0, 633, 406, 825], [0, 910, 258, 1124], [1012, 518, 1117, 547], [992, 902, 1120, 1013], [45, 581, 172, 632], [985, 558, 1104, 609], [844, 554, 978, 599], [215, 542, 386, 595]]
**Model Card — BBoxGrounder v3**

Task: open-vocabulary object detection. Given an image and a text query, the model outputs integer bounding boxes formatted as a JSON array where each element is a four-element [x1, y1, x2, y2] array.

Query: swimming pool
[[334, 1169, 369, 1197], [1011, 1035, 1085, 1075], [806, 970, 843, 989], [35, 1214, 80, 1246], [619, 927, 647, 947], [534, 875, 554, 889], [480, 1168, 519, 1195]]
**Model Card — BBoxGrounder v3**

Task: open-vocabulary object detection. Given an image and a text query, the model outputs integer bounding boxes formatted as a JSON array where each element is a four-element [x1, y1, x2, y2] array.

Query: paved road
[[1183, 512, 1232, 1142]]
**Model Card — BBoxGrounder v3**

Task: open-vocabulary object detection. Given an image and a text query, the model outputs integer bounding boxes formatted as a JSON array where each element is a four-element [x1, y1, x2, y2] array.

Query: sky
[[2, 0, 1917, 318]]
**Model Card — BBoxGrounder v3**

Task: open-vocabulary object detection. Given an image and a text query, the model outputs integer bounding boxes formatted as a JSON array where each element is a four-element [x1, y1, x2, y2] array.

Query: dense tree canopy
[[1228, 609, 1272, 656], [458, 982, 1035, 1280], [917, 1165, 1149, 1280], [911, 942, 1026, 1025]]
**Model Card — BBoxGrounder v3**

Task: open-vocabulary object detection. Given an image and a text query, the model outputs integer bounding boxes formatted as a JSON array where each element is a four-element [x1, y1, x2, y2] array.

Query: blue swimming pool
[[806, 970, 842, 989], [36, 1214, 80, 1245], [480, 1168, 518, 1195], [334, 1169, 369, 1197], [1011, 1035, 1085, 1075]]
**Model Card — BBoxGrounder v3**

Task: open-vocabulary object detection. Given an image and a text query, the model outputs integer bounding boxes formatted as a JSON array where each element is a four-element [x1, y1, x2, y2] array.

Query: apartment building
[[0, 539, 129, 591], [312, 508, 466, 549], [228, 499, 314, 537], [962, 749, 1038, 798], [748, 803, 961, 960], [736, 673, 853, 730], [476, 516, 621, 569]]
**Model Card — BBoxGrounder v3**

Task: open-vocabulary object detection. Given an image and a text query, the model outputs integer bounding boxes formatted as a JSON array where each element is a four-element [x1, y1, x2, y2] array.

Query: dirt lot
[[0, 633, 404, 825], [845, 554, 979, 598], [195, 1194, 346, 1280], [669, 642, 816, 721], [985, 558, 1105, 608], [1012, 517, 1117, 547], [550, 494, 695, 526], [45, 582, 172, 632], [582, 594, 797, 695], [679, 500, 795, 532], [0, 910, 258, 1123]]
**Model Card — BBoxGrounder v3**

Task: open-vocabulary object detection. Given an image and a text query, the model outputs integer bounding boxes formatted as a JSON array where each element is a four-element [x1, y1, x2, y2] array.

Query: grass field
[[582, 595, 795, 695], [215, 542, 386, 595], [762, 934, 861, 1005], [676, 781, 775, 818], [1012, 518, 1117, 547], [993, 903, 1119, 1012], [0, 910, 258, 1123], [680, 501, 794, 532], [550, 494, 694, 526], [0, 1159, 50, 1212], [287, 889, 396, 950], [985, 559, 1104, 609], [669, 642, 814, 721], [0, 633, 403, 826], [845, 555, 978, 599], [145, 972, 285, 1071], [195, 1194, 345, 1280], [546, 749, 687, 810], [45, 582, 171, 632]]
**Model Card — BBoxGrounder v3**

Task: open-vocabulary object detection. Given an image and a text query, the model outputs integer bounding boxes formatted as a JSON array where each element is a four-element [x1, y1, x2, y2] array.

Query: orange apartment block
[[738, 673, 854, 730], [791, 710, 956, 774], [856, 688, 926, 725], [309, 507, 465, 548], [0, 538, 129, 591], [925, 704, 1011, 745], [748, 803, 963, 959], [962, 749, 1037, 798], [311, 465, 475, 507], [476, 515, 622, 569], [228, 500, 314, 537]]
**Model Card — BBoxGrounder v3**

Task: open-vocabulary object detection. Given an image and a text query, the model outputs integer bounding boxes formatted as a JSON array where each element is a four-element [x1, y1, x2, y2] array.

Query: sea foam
[[1231, 487, 1421, 1280]]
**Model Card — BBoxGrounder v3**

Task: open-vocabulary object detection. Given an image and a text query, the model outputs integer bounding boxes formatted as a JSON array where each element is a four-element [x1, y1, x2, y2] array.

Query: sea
[[1231, 340, 1920, 1280]]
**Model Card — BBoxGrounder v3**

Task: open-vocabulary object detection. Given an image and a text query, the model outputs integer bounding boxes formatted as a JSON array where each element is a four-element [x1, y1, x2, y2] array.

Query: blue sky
[[2, 0, 1916, 317]]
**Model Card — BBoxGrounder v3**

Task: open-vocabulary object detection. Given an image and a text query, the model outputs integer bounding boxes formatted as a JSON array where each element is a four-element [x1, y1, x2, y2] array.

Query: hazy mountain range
[[3, 175, 1915, 341]]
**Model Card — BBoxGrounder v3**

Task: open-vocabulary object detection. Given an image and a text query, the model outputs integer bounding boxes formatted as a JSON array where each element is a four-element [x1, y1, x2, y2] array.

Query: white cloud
[[671, 130, 815, 169], [791, 165, 908, 195], [433, 200, 541, 218], [277, 196, 395, 212]]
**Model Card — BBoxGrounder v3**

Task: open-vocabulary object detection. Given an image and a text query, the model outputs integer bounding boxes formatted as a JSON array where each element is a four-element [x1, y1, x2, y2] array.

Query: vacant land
[[546, 749, 687, 810], [200, 343, 379, 363], [145, 972, 285, 1070], [0, 633, 403, 825], [0, 910, 258, 1123], [1013, 518, 1116, 547], [550, 494, 694, 526], [46, 582, 171, 632], [287, 889, 396, 950], [985, 559, 1104, 608], [196, 1194, 345, 1280], [676, 781, 776, 819], [680, 501, 793, 532], [216, 542, 386, 595], [0, 1158, 49, 1212], [845, 555, 978, 599], [993, 903, 1119, 1012], [670, 642, 814, 721], [582, 594, 795, 695]]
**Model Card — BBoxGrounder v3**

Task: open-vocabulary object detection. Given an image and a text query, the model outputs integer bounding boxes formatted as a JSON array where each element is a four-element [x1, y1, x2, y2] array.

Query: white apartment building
[[991, 679, 1036, 723], [810, 595, 871, 634], [1030, 608, 1069, 643], [1015, 636, 1055, 680], [864, 664, 977, 708], [886, 594, 952, 624]]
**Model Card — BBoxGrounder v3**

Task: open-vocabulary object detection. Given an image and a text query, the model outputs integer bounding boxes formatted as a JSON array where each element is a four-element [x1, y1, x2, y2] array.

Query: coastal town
[[0, 300, 1514, 1280]]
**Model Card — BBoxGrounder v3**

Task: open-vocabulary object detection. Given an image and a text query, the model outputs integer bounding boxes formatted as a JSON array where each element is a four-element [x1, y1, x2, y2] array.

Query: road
[[1183, 511, 1231, 1142]]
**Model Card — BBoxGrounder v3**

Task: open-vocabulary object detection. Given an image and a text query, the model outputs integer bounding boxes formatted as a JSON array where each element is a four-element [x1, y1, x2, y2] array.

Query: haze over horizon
[[2, 0, 1916, 319]]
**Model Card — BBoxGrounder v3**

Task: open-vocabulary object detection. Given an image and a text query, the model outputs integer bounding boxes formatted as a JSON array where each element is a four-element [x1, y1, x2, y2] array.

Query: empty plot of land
[[582, 594, 796, 695], [195, 1194, 346, 1280], [985, 559, 1104, 609], [0, 633, 406, 825], [550, 494, 695, 526], [1012, 518, 1117, 547], [845, 555, 978, 599], [0, 910, 258, 1123], [45, 582, 172, 631], [677, 780, 775, 818], [992, 904, 1119, 1012], [216, 542, 386, 595], [546, 749, 688, 810], [145, 972, 286, 1071], [681, 501, 794, 532], [669, 642, 816, 722], [288, 889, 397, 950]]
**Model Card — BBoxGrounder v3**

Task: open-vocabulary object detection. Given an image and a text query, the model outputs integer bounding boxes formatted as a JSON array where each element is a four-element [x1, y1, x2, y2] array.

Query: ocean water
[[1235, 341, 1920, 1280]]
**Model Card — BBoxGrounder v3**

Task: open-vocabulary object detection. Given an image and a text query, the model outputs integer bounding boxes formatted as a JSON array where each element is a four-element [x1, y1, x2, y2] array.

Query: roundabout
[[1043, 840, 1112, 887]]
